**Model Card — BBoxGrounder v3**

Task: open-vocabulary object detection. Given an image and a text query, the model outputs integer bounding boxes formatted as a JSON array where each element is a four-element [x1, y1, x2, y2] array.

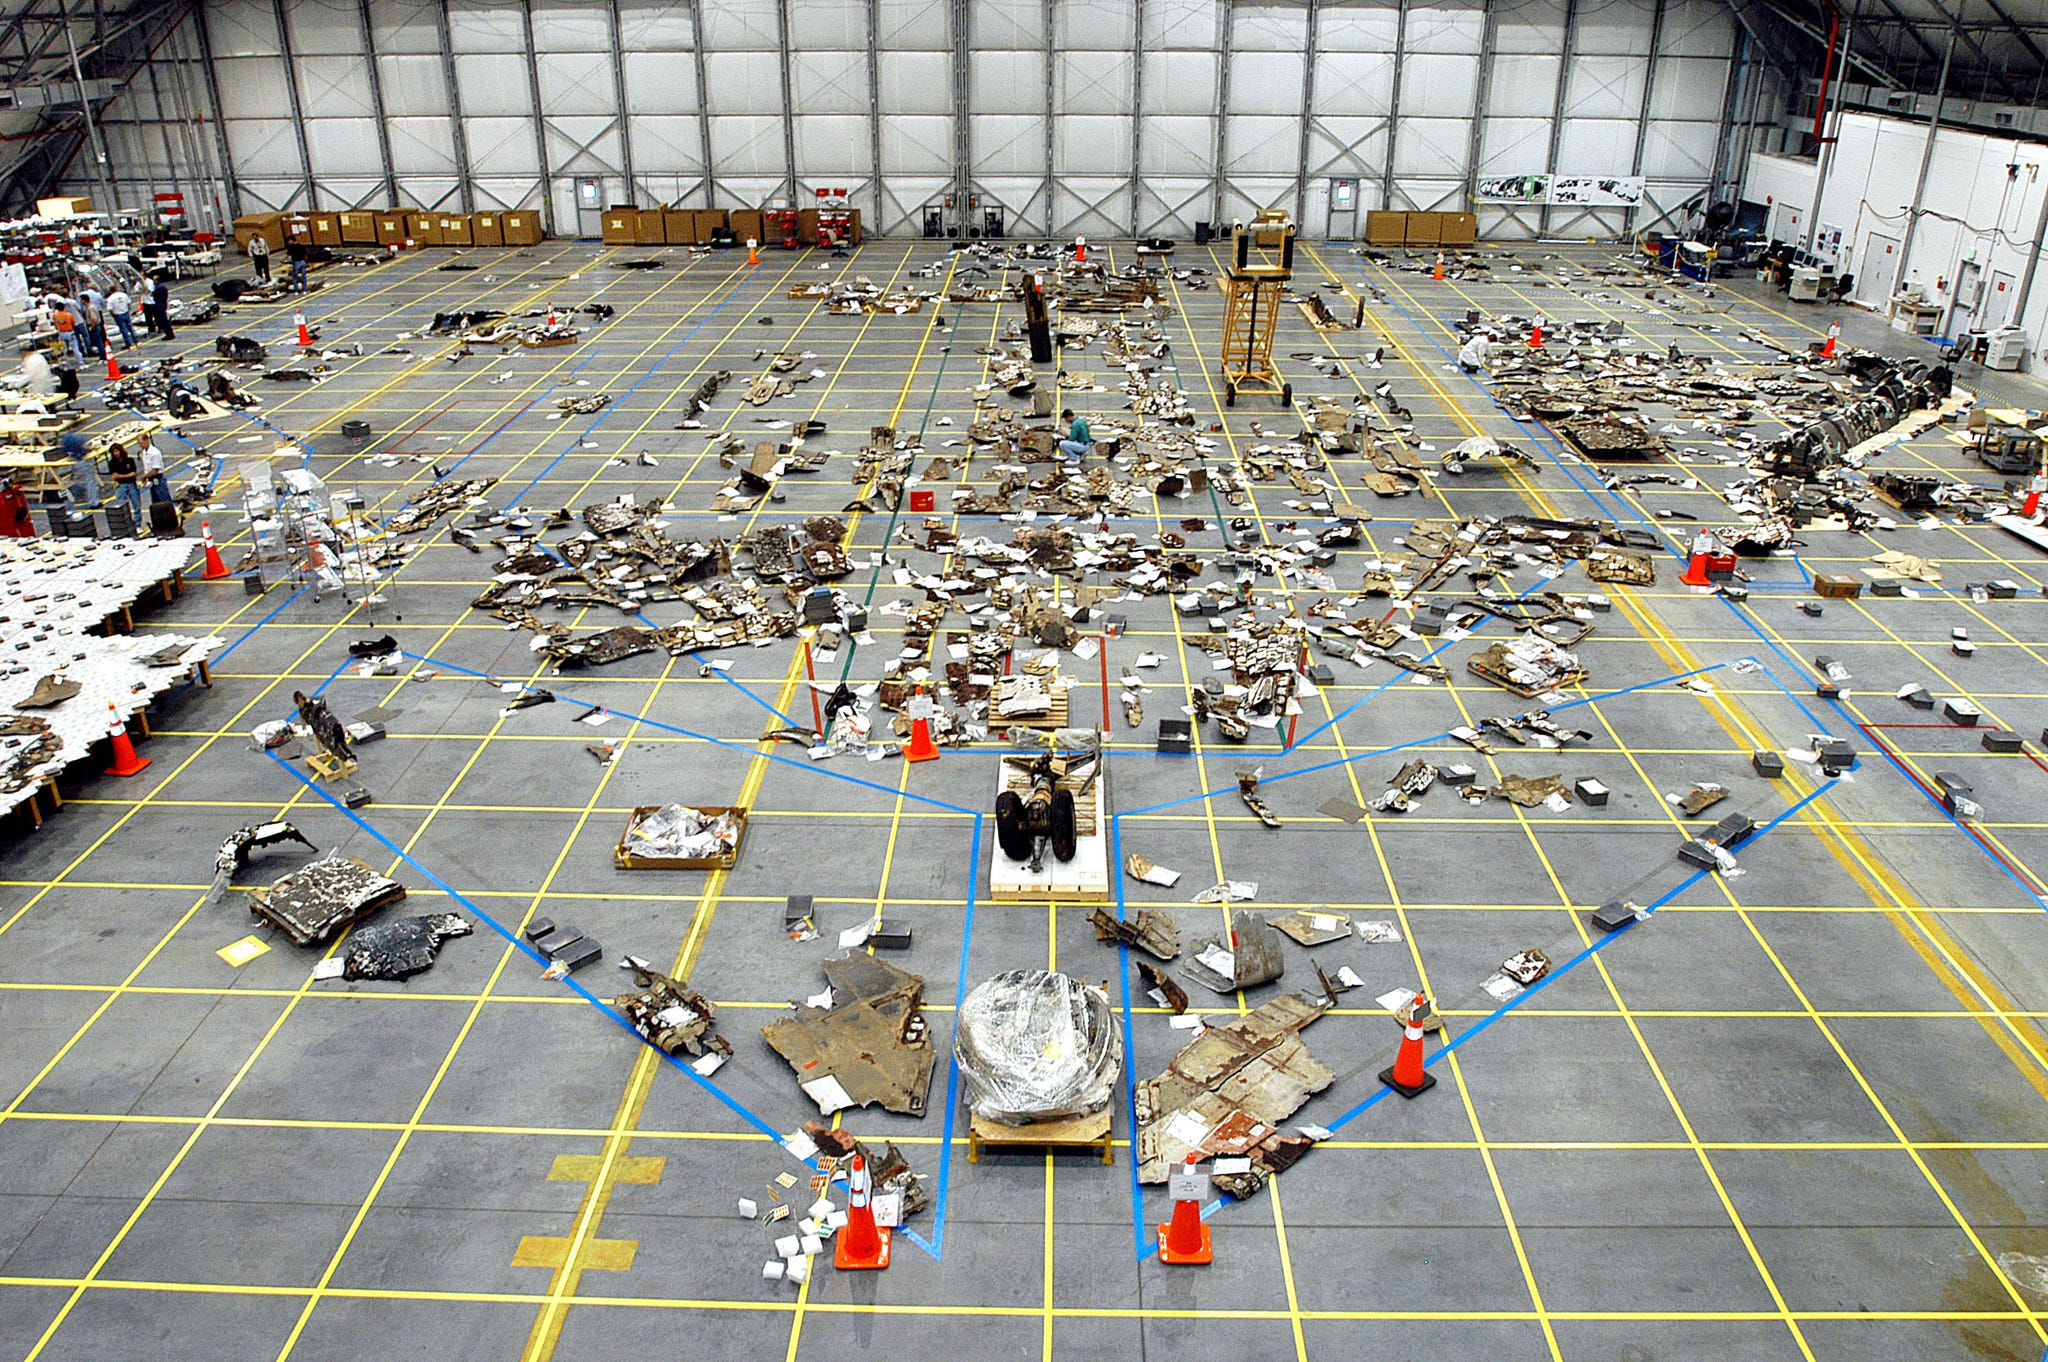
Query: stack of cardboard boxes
[[598, 205, 861, 247], [1362, 211, 1479, 248], [230, 209, 545, 254]]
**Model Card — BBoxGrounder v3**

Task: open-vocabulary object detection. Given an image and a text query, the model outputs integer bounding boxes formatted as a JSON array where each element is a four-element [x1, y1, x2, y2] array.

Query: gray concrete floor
[[1, 235, 2046, 1362]]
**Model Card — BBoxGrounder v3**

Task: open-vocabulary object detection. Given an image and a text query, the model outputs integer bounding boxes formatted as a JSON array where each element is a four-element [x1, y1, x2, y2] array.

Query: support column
[[1292, 0, 1316, 229], [1627, 0, 1666, 235], [519, 0, 553, 229], [607, 0, 639, 205], [1130, 0, 1145, 234], [1538, 0, 1576, 236], [1898, 11, 1955, 270], [267, 0, 316, 209], [1379, 0, 1408, 212], [1209, 0, 1231, 229], [1463, 0, 1498, 212], [355, 0, 398, 209], [687, 0, 714, 207], [431, 0, 472, 210], [773, 0, 795, 205], [1044, 0, 1057, 235]]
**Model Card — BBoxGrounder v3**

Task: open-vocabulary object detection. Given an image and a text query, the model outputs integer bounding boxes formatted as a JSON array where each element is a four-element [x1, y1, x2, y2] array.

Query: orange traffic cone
[[1379, 996, 1436, 1098], [103, 702, 150, 777], [904, 687, 940, 763], [1820, 322, 1838, 359], [1432, 252, 1444, 281], [1528, 315, 1545, 349], [833, 1152, 891, 1271], [1157, 1157, 1214, 1265], [105, 350, 122, 382], [2023, 472, 2044, 517], [747, 237, 760, 266], [1074, 235, 1087, 264], [199, 518, 230, 580], [1679, 529, 1716, 587], [295, 309, 313, 346]]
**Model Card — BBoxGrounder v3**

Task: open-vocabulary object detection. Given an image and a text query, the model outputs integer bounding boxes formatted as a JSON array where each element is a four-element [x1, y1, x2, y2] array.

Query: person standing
[[106, 441, 141, 527], [150, 274, 174, 341], [249, 232, 272, 283], [105, 287, 136, 349], [50, 303, 81, 361], [79, 287, 107, 357], [139, 433, 171, 508], [286, 236, 309, 293], [57, 432, 99, 509]]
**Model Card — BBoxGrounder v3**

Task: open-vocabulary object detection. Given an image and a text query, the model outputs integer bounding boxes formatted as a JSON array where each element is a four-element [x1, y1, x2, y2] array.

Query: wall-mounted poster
[[1475, 175, 1647, 207], [1476, 175, 1550, 204]]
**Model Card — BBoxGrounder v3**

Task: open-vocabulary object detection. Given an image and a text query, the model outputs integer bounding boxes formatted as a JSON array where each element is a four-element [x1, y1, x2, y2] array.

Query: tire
[[995, 791, 1033, 861], [1280, 383, 1292, 404], [1225, 383, 1236, 407], [1049, 789, 1078, 863]]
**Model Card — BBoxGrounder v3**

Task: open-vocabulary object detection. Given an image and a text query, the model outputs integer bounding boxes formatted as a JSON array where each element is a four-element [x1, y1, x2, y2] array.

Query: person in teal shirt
[[1057, 408, 1093, 459]]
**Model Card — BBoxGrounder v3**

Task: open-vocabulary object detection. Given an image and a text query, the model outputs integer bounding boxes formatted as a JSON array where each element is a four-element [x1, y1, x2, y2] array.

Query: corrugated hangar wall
[[72, 0, 1758, 240]]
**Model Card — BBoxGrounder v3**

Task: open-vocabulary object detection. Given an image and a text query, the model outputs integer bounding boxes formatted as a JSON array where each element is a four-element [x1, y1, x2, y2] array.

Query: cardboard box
[[336, 211, 377, 243], [471, 212, 503, 247], [439, 214, 474, 246], [36, 196, 93, 218], [501, 212, 543, 246], [663, 208, 698, 245], [693, 209, 729, 241], [1813, 573, 1863, 599], [406, 211, 441, 245], [232, 212, 289, 254], [1438, 211, 1478, 245], [308, 214, 342, 247], [601, 210, 637, 245], [375, 213, 408, 246], [614, 805, 749, 870], [797, 207, 820, 245], [633, 208, 667, 245], [1365, 211, 1406, 245], [1403, 211, 1442, 246], [729, 208, 764, 248]]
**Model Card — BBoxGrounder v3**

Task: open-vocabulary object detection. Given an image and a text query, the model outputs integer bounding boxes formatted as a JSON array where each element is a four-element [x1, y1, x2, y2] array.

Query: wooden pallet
[[967, 1108, 1113, 1164], [992, 680, 1070, 731], [988, 757, 1110, 903]]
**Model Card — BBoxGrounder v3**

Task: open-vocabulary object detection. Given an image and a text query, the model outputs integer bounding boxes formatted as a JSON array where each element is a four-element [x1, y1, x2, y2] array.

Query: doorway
[[576, 177, 609, 240], [1856, 231, 1900, 308], [1987, 270, 2018, 329]]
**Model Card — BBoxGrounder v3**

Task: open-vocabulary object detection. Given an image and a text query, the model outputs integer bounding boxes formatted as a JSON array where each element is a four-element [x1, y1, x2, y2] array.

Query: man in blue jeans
[[1057, 408, 1092, 460]]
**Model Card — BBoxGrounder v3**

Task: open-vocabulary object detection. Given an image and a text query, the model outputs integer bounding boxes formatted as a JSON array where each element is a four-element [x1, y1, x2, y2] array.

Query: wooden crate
[[634, 208, 667, 245], [1438, 210, 1478, 245], [375, 213, 409, 245], [1364, 211, 1406, 246], [337, 211, 377, 243], [664, 208, 698, 244], [308, 213, 342, 246], [406, 211, 441, 245], [988, 758, 1109, 903], [440, 214, 474, 246], [614, 805, 749, 870], [967, 1108, 1113, 1163], [471, 212, 504, 246], [694, 209, 729, 241], [601, 210, 638, 244], [730, 208, 765, 247], [501, 211, 543, 245]]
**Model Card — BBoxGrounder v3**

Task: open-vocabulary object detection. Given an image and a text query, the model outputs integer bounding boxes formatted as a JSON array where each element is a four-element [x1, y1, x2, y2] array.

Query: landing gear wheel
[[1049, 789, 1078, 863], [995, 791, 1032, 862], [1225, 382, 1236, 407], [1280, 382, 1292, 405]]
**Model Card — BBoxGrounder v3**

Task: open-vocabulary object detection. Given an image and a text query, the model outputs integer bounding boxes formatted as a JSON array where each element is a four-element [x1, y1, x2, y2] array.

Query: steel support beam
[[1705, 23, 1746, 208], [606, 0, 639, 204], [1979, 0, 2048, 75], [1463, 0, 1498, 213], [189, 0, 237, 219], [951, 0, 969, 222], [61, 0, 114, 214], [1802, 4, 1852, 257], [772, 0, 795, 205], [430, 0, 472, 211], [267, 0, 315, 209], [1539, 0, 1577, 236], [1044, 0, 1057, 236], [1628, 0, 1667, 233], [1918, 0, 2024, 104], [864, 0, 882, 225], [687, 0, 714, 207], [1292, 0, 1317, 229], [1898, 17, 1955, 271], [1380, 0, 1408, 212], [518, 0, 553, 229], [1210, 0, 1231, 229], [355, 0, 397, 209], [1131, 0, 1146, 235]]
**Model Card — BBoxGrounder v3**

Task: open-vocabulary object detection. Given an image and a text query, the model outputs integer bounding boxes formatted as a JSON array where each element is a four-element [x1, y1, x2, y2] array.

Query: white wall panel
[[971, 52, 1043, 115], [225, 119, 302, 178], [702, 51, 784, 115], [1308, 118, 1388, 176], [971, 0, 1039, 47], [1663, 0, 1732, 56], [537, 51, 618, 117], [709, 115, 785, 174], [789, 0, 864, 49], [880, 116, 951, 171], [972, 115, 1047, 175], [1492, 0, 1565, 53], [370, 0, 450, 53], [285, 3, 362, 56], [1403, 5, 1482, 53], [1314, 50, 1394, 117], [1400, 53, 1479, 118], [1142, 50, 1217, 117], [794, 116, 871, 174], [1648, 56, 1729, 123], [879, 51, 949, 115], [468, 117, 543, 174], [1224, 114, 1297, 173], [208, 0, 282, 56], [392, 118, 461, 174], [377, 54, 449, 117], [875, 0, 948, 50], [1230, 7, 1304, 51], [1055, 115, 1131, 176], [1395, 117, 1468, 176], [449, 4, 528, 53], [1057, 51, 1132, 116], [1227, 50, 1302, 116], [455, 54, 536, 117], [1565, 55, 1646, 121], [791, 50, 866, 114], [1479, 116, 1552, 172], [1141, 115, 1213, 173], [1576, 2, 1653, 53], [1487, 53, 1560, 117], [304, 119, 381, 176], [216, 57, 296, 119], [1143, 0, 1215, 49], [1556, 118, 1637, 173], [1057, 0, 1133, 50]]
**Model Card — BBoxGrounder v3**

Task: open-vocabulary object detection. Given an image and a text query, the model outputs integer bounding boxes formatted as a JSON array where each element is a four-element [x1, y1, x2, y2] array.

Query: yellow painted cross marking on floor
[[548, 1153, 664, 1184], [511, 1236, 638, 1272]]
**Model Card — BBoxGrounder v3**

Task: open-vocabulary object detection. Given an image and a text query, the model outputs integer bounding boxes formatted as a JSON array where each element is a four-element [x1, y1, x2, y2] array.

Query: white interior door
[[1856, 231, 1900, 308]]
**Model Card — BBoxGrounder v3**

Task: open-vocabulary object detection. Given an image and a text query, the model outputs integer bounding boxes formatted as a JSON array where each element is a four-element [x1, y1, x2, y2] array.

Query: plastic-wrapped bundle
[[954, 969, 1122, 1124]]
